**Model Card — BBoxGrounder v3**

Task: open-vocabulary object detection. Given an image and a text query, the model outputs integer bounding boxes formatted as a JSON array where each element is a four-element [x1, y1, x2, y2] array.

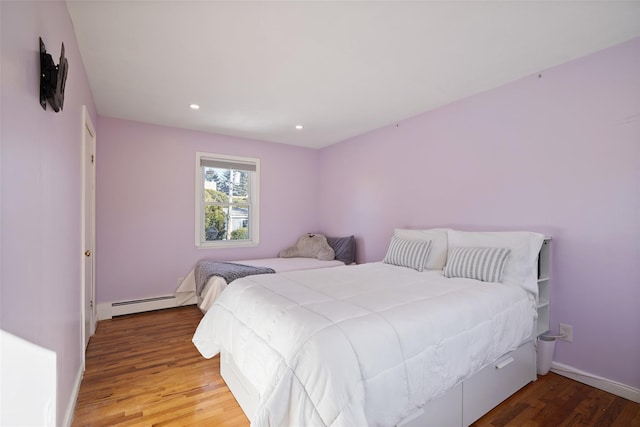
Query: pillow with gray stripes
[[443, 247, 511, 283], [383, 236, 432, 272]]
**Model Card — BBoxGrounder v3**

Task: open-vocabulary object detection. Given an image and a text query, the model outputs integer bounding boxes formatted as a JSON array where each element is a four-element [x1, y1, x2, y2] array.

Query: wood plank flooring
[[73, 306, 639, 426], [73, 306, 247, 427]]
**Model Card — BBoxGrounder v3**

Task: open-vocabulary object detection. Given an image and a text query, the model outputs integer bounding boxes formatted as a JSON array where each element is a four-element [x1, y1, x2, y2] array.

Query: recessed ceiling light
[[295, 125, 303, 130], [190, 104, 200, 110]]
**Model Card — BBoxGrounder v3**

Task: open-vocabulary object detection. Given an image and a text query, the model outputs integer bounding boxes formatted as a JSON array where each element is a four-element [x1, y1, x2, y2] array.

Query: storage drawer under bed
[[463, 340, 536, 425], [222, 341, 536, 427]]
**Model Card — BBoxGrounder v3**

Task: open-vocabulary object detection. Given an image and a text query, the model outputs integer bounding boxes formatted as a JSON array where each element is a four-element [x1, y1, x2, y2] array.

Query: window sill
[[196, 240, 259, 249]]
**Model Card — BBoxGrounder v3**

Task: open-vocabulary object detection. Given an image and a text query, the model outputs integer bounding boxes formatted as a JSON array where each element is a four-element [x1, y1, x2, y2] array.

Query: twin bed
[[190, 229, 546, 426], [176, 234, 355, 312], [176, 257, 346, 312]]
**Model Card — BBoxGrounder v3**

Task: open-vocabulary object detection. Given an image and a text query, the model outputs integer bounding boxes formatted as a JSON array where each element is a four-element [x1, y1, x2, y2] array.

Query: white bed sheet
[[192, 262, 535, 427], [175, 257, 345, 312]]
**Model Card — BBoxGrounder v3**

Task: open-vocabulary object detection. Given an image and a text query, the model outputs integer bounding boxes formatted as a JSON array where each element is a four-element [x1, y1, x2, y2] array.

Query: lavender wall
[[319, 38, 640, 389], [1, 1, 98, 424], [96, 118, 321, 303]]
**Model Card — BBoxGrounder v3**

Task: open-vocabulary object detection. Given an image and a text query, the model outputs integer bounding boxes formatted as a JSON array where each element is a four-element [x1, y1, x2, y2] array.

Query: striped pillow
[[444, 247, 511, 283], [383, 236, 432, 272]]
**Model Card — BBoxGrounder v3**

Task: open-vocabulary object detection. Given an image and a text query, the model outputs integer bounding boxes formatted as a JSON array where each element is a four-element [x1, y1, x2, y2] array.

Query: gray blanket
[[194, 260, 275, 295]]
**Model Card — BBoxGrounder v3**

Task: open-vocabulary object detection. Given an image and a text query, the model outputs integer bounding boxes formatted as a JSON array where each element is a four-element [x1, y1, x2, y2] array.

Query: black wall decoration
[[39, 37, 68, 112]]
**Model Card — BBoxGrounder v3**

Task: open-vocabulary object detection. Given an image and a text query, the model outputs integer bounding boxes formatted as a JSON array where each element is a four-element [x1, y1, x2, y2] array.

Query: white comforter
[[193, 262, 534, 427]]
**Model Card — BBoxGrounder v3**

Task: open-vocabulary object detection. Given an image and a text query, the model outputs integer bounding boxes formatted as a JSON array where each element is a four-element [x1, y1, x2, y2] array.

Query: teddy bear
[[279, 233, 335, 261]]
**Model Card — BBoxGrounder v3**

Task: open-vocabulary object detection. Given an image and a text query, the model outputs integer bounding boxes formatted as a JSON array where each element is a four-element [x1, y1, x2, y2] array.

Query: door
[[82, 106, 96, 352]]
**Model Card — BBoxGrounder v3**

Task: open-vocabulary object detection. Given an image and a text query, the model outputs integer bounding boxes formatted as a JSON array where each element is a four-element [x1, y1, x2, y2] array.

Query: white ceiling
[[66, 1, 640, 149]]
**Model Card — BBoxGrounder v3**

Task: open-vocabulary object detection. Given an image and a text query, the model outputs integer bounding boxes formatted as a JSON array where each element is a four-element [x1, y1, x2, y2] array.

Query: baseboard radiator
[[97, 295, 188, 320]]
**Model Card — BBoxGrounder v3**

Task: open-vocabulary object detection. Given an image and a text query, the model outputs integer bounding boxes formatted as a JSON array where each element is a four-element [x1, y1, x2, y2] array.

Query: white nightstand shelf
[[536, 238, 552, 337]]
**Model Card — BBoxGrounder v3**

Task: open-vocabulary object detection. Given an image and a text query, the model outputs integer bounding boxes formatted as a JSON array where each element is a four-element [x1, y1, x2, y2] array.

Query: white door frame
[[80, 105, 96, 367]]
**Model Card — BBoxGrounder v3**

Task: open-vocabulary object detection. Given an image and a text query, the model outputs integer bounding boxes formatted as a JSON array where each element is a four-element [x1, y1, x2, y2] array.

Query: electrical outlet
[[559, 323, 573, 342], [177, 277, 184, 285]]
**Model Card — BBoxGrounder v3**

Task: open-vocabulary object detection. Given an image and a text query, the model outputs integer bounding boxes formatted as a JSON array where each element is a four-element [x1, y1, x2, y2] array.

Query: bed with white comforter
[[193, 262, 536, 426]]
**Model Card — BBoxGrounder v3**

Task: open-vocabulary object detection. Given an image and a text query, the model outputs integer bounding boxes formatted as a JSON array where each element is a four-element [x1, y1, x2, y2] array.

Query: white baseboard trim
[[96, 302, 112, 320], [551, 361, 640, 403], [62, 365, 83, 427], [97, 294, 196, 320]]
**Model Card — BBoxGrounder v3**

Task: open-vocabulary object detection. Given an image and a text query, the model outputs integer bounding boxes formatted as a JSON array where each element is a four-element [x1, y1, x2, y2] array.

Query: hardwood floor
[[73, 306, 639, 426], [73, 306, 247, 427], [471, 372, 640, 427]]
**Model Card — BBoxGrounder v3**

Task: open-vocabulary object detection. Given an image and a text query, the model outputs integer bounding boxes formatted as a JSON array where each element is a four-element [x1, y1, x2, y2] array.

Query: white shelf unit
[[536, 238, 552, 337]]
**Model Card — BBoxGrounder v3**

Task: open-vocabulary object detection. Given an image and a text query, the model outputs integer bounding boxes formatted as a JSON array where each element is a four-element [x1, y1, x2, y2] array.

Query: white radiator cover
[[97, 295, 193, 320]]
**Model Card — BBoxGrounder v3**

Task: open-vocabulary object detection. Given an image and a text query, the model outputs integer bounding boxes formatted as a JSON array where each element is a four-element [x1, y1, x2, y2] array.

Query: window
[[195, 152, 259, 248]]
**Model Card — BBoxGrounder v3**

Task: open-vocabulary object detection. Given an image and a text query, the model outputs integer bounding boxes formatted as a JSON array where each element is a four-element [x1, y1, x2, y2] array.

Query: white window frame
[[195, 152, 260, 248]]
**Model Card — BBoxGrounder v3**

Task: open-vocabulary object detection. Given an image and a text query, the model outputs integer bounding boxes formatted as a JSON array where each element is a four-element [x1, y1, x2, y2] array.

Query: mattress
[[175, 257, 345, 312], [192, 262, 535, 426]]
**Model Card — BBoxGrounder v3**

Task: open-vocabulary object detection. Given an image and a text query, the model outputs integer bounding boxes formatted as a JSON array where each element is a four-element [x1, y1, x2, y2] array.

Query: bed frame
[[217, 236, 551, 426], [221, 339, 536, 427]]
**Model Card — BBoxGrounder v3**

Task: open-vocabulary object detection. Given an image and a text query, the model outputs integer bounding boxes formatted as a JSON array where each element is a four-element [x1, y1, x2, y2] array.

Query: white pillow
[[394, 228, 449, 270], [443, 247, 511, 283], [446, 230, 545, 296], [384, 236, 432, 272]]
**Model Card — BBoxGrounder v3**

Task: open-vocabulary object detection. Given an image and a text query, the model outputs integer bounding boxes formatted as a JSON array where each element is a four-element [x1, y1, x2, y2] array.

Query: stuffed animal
[[279, 233, 335, 261]]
